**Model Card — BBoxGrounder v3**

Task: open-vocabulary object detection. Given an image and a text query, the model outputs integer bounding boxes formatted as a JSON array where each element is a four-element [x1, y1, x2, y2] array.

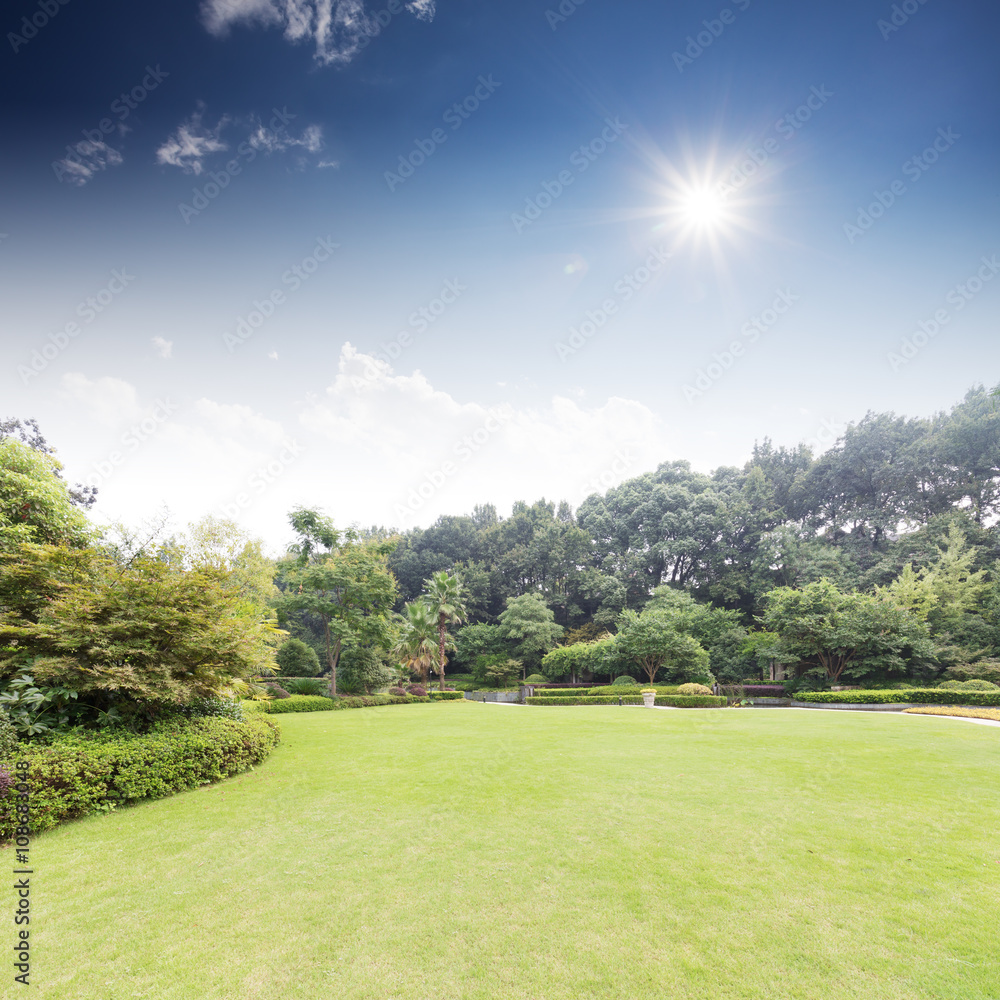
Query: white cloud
[[248, 120, 323, 154], [59, 373, 143, 426], [156, 108, 229, 174], [54, 140, 124, 187], [317, 159, 340, 170], [268, 351, 279, 360], [200, 0, 435, 65], [151, 336, 173, 359]]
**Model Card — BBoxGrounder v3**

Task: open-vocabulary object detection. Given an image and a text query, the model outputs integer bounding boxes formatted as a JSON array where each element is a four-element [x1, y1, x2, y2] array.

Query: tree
[[760, 579, 934, 685], [1, 417, 97, 509], [615, 608, 710, 686], [422, 570, 467, 691], [497, 592, 564, 676], [276, 637, 321, 677], [392, 600, 438, 686], [452, 622, 507, 673], [279, 509, 398, 696]]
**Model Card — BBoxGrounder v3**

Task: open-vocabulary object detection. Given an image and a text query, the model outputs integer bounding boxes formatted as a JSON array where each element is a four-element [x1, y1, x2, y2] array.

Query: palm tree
[[422, 571, 467, 692], [392, 600, 438, 687]]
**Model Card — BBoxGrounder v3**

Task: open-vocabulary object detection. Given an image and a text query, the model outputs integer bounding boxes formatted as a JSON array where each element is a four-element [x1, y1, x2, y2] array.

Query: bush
[[904, 706, 1000, 722], [406, 685, 427, 697], [740, 685, 787, 697], [282, 677, 328, 697], [937, 679, 998, 692], [0, 715, 280, 839], [585, 685, 680, 697], [276, 637, 321, 677], [0, 710, 20, 761], [523, 674, 548, 685], [944, 660, 1000, 684], [677, 683, 713, 696], [264, 683, 292, 700], [611, 676, 639, 687], [795, 689, 1000, 706], [387, 686, 408, 697], [526, 694, 725, 707], [428, 691, 464, 700], [246, 695, 337, 713], [0, 765, 13, 801]]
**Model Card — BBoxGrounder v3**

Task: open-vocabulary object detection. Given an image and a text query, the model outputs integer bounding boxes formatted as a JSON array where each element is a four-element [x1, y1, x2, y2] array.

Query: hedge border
[[794, 689, 1000, 706], [526, 695, 726, 708]]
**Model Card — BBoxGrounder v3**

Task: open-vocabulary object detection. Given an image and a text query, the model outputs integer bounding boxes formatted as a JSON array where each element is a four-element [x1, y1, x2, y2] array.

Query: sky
[[2, 0, 998, 553]]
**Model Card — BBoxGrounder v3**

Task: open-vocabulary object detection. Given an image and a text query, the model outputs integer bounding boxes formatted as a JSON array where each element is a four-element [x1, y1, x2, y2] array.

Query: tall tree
[[615, 608, 710, 686], [392, 600, 438, 686], [422, 570, 467, 691]]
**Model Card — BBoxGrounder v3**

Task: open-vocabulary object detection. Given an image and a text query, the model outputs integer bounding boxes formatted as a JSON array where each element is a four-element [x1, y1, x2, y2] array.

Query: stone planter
[[641, 691, 656, 708]]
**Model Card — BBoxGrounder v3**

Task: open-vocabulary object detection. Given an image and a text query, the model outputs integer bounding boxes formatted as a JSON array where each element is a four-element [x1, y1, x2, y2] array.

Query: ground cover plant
[[19, 703, 1000, 999], [903, 706, 1000, 722]]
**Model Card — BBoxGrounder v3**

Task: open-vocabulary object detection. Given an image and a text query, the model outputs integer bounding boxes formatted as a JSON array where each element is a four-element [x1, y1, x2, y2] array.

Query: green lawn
[[18, 703, 1000, 999]]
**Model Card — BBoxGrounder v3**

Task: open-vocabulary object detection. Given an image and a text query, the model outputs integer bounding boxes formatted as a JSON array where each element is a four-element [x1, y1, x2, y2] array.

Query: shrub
[[0, 765, 13, 801], [740, 685, 787, 697], [275, 637, 321, 677], [282, 677, 328, 697], [585, 685, 680, 697], [523, 674, 548, 685], [181, 697, 245, 722], [937, 679, 998, 692], [428, 691, 464, 700], [526, 695, 725, 707], [904, 706, 1000, 722], [264, 683, 291, 700], [406, 685, 427, 697], [795, 689, 1000, 706], [0, 710, 20, 761], [246, 695, 336, 713], [0, 715, 280, 839], [677, 683, 713, 696], [387, 686, 408, 697], [944, 660, 1000, 684], [611, 676, 639, 687]]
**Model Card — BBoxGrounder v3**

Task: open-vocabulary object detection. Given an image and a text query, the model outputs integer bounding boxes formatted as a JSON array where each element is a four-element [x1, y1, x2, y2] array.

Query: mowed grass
[[17, 703, 1000, 999]]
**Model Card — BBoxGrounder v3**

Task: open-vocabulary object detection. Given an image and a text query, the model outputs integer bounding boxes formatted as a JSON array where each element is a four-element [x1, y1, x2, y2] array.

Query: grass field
[[16, 703, 1000, 999]]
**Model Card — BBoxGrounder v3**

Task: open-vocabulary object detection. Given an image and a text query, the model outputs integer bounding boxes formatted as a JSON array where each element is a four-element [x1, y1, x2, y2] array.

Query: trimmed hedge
[[739, 685, 788, 697], [246, 694, 434, 714], [428, 691, 464, 700], [585, 685, 682, 697], [795, 689, 1000, 706], [526, 695, 726, 707], [0, 715, 279, 839]]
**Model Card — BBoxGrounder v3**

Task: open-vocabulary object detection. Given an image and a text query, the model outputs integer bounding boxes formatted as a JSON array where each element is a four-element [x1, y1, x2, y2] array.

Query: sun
[[679, 187, 727, 228]]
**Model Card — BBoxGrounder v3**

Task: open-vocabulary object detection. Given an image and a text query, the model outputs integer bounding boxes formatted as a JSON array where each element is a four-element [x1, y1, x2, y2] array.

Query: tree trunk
[[438, 621, 446, 692], [324, 619, 340, 697]]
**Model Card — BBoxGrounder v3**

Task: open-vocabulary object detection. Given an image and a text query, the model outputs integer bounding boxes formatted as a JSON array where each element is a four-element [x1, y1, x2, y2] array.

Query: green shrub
[[428, 691, 464, 700], [795, 689, 1000, 706], [677, 683, 713, 696], [0, 715, 279, 839], [275, 637, 321, 677], [245, 695, 337, 713], [611, 676, 639, 687], [586, 685, 680, 697], [526, 695, 725, 707], [282, 678, 328, 697], [523, 674, 548, 685], [937, 679, 998, 692], [0, 709, 20, 762]]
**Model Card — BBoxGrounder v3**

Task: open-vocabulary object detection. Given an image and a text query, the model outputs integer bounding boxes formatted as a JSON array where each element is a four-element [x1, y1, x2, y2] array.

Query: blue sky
[[2, 0, 998, 551]]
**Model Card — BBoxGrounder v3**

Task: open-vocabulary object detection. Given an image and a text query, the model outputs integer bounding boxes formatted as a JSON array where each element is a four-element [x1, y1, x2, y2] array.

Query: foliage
[[0, 708, 20, 760], [677, 683, 713, 696], [276, 637, 321, 677], [936, 679, 998, 692], [406, 685, 427, 697], [525, 694, 726, 707], [245, 694, 338, 713], [452, 622, 507, 671], [264, 683, 292, 700], [795, 689, 1000, 706], [523, 674, 547, 684], [422, 570, 467, 691], [942, 659, 1000, 684], [615, 608, 711, 686], [0, 714, 279, 838], [281, 677, 328, 696], [611, 675, 640, 687], [497, 592, 564, 673], [903, 706, 1000, 721]]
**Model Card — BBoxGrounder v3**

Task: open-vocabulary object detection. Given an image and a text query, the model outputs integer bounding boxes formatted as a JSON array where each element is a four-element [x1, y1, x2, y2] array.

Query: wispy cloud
[[200, 0, 436, 66], [156, 107, 229, 175], [151, 336, 174, 359], [53, 140, 124, 187], [249, 120, 323, 154]]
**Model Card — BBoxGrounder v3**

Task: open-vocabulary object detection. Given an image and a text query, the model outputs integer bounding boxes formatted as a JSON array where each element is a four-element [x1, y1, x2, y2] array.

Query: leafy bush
[[0, 709, 20, 760], [406, 685, 427, 697], [264, 683, 292, 700], [275, 637, 322, 677], [611, 676, 639, 687], [740, 685, 787, 697], [246, 695, 337, 713], [245, 693, 448, 713], [179, 697, 245, 722], [526, 694, 726, 707], [282, 677, 328, 697], [944, 660, 1000, 685], [0, 715, 279, 839], [937, 679, 998, 692], [795, 689, 1000, 706], [585, 685, 680, 697], [677, 683, 713, 696], [427, 691, 464, 700], [387, 686, 408, 697], [0, 765, 13, 800], [523, 674, 548, 685]]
